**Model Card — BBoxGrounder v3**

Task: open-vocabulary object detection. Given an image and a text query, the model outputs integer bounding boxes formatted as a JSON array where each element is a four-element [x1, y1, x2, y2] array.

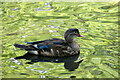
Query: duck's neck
[[65, 37, 74, 43], [65, 37, 80, 52]]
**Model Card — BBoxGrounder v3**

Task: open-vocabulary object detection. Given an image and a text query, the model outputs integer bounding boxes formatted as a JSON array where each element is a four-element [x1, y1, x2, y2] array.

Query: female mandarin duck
[[14, 28, 83, 57]]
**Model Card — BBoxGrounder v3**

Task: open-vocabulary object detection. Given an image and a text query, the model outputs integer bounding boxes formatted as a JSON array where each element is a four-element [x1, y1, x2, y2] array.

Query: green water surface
[[1, 2, 119, 78]]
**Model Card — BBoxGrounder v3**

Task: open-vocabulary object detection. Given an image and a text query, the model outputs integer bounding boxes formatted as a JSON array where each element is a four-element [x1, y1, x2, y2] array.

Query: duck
[[14, 28, 83, 57]]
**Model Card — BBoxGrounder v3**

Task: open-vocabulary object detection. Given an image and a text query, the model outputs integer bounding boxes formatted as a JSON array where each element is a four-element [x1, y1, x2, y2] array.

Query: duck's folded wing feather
[[31, 38, 67, 50]]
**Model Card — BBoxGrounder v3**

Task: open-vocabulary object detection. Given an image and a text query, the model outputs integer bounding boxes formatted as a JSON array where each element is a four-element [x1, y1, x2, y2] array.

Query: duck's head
[[64, 28, 83, 42]]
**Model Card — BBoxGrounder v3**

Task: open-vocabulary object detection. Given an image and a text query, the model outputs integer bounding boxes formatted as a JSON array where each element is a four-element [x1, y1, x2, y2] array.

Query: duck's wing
[[15, 38, 67, 51], [25, 38, 66, 49]]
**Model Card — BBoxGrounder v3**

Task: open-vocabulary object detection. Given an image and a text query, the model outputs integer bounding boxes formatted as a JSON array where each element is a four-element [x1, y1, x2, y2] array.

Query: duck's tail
[[14, 44, 35, 50]]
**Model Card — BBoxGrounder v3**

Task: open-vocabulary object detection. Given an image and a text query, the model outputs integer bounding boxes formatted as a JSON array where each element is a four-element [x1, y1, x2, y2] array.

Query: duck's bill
[[77, 34, 84, 37]]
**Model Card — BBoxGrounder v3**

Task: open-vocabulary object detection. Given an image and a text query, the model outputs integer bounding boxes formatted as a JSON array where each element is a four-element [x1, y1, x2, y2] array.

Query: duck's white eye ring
[[73, 32, 77, 34]]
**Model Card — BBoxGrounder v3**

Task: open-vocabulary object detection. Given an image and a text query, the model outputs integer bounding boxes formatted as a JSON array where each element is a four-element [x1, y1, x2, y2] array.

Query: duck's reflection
[[14, 52, 83, 71]]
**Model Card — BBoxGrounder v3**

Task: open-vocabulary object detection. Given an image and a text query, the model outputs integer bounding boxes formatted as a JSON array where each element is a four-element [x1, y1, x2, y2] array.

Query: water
[[2, 2, 119, 78]]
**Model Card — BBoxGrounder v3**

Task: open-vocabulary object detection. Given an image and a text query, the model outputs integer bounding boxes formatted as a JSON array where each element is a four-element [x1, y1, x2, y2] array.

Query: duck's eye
[[74, 32, 77, 34]]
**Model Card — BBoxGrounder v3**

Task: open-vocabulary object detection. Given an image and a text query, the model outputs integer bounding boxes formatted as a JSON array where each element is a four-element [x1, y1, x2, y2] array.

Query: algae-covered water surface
[[1, 2, 119, 78]]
